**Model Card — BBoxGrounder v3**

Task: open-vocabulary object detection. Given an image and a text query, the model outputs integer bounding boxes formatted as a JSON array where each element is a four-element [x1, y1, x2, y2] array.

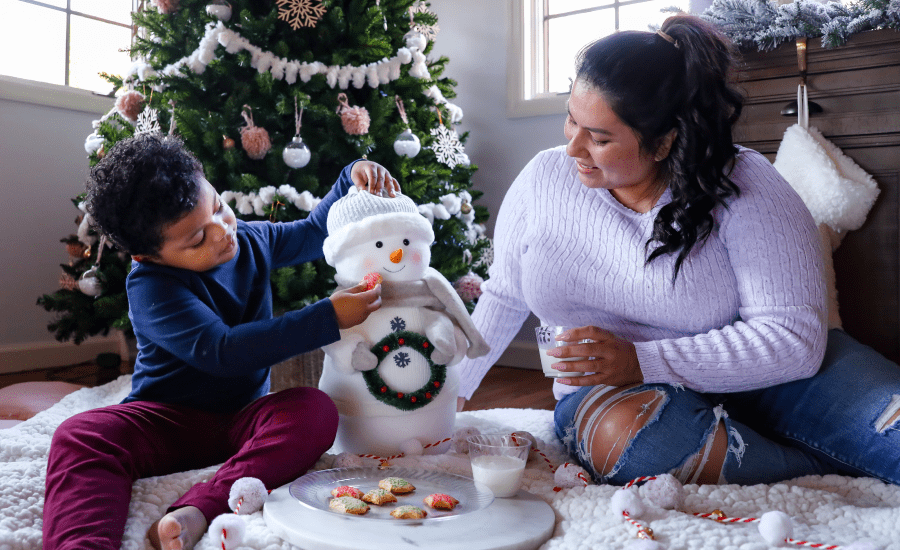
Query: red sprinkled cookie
[[390, 505, 428, 519], [379, 477, 415, 494], [362, 272, 383, 291], [330, 485, 364, 499], [424, 493, 459, 511], [329, 496, 369, 515], [361, 488, 398, 505]]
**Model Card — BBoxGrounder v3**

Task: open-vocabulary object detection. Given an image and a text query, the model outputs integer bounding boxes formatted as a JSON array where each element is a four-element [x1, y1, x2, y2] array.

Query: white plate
[[289, 467, 494, 522]]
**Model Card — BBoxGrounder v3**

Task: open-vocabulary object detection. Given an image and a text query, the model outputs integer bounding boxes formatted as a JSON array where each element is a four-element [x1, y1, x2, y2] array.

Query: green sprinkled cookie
[[378, 477, 415, 494], [328, 496, 369, 515]]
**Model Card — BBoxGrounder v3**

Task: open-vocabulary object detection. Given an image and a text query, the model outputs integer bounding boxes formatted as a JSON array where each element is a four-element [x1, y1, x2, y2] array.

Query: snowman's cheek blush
[[363, 257, 377, 271], [410, 252, 422, 264]]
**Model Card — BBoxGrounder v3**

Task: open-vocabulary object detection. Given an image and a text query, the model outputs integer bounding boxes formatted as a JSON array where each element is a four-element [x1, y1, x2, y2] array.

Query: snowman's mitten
[[351, 341, 378, 371], [324, 332, 371, 375], [422, 309, 459, 366]]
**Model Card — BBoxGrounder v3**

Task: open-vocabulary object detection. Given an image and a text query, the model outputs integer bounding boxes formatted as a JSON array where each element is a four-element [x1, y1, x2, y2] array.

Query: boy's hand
[[330, 282, 382, 329], [351, 160, 400, 197]]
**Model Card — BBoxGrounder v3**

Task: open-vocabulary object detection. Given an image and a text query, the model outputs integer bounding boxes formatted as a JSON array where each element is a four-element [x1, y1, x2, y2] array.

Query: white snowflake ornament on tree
[[408, 1, 440, 41], [276, 0, 327, 30], [134, 106, 162, 136], [430, 125, 466, 169]]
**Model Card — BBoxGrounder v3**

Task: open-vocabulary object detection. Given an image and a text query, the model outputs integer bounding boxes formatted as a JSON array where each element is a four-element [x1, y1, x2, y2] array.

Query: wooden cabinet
[[733, 29, 900, 362]]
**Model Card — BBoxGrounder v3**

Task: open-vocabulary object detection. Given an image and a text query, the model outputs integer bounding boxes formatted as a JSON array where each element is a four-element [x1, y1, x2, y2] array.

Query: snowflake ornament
[[276, 0, 327, 30], [134, 105, 162, 136], [390, 316, 406, 332], [408, 1, 440, 41], [430, 126, 466, 169], [394, 352, 411, 368]]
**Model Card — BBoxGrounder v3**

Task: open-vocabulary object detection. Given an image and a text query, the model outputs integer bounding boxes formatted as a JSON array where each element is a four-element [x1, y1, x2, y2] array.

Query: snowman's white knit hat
[[326, 187, 419, 235], [323, 187, 434, 266]]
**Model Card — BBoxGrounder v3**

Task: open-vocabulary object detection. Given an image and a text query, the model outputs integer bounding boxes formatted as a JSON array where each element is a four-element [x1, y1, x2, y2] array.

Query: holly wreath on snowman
[[320, 186, 490, 457]]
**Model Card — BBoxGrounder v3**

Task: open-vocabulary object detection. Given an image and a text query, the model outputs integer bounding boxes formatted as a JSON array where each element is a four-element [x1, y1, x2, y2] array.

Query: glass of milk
[[467, 434, 531, 498], [535, 325, 588, 378]]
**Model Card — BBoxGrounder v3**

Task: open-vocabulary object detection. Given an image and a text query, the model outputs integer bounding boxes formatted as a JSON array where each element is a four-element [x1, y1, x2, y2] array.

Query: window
[[508, 0, 671, 117], [0, 0, 135, 94]]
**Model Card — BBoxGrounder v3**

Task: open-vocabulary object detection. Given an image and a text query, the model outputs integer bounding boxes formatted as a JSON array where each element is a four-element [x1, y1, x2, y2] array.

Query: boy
[[43, 133, 397, 550]]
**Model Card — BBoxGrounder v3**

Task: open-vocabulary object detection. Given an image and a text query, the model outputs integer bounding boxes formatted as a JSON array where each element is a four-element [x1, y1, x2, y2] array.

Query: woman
[[457, 14, 900, 486]]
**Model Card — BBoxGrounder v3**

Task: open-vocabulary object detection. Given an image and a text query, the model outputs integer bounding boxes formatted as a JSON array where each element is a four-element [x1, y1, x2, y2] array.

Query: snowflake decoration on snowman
[[318, 185, 489, 457]]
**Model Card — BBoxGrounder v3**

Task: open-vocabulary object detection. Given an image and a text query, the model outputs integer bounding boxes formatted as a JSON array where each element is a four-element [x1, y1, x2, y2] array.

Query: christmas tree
[[38, 0, 491, 345]]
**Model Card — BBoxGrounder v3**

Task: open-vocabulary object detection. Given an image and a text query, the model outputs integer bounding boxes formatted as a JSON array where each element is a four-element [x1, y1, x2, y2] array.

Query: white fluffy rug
[[2, 375, 899, 550]]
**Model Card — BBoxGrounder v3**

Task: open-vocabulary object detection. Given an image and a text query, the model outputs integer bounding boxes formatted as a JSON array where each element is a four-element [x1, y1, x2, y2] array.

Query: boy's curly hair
[[85, 134, 203, 257]]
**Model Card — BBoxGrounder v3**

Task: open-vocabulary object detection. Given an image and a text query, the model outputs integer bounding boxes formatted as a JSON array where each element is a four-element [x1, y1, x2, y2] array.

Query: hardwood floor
[[1, 360, 556, 411], [464, 366, 557, 411]]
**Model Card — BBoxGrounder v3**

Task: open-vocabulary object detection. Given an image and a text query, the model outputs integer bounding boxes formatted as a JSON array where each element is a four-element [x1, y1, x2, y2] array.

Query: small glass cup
[[467, 434, 531, 498], [535, 325, 588, 378]]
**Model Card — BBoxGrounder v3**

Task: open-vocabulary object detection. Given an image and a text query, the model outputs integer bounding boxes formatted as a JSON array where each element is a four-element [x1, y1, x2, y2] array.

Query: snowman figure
[[320, 187, 489, 456]]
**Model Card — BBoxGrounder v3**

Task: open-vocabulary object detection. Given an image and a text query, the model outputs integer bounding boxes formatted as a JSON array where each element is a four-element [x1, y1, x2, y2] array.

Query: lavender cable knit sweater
[[458, 146, 828, 401]]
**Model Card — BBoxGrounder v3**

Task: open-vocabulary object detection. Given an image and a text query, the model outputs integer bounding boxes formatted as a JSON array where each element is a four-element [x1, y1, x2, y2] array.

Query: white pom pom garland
[[553, 462, 590, 489], [208, 514, 246, 550], [641, 474, 685, 510], [228, 477, 267, 515], [399, 438, 424, 457], [758, 511, 794, 546], [452, 427, 481, 454]]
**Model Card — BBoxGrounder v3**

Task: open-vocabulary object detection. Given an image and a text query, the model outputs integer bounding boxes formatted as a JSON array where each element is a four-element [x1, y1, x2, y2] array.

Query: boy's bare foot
[[147, 506, 208, 550]]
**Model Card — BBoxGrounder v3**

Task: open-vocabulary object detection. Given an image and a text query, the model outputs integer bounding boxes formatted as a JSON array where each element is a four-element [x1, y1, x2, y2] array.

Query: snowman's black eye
[[403, 239, 410, 246], [375, 241, 383, 248]]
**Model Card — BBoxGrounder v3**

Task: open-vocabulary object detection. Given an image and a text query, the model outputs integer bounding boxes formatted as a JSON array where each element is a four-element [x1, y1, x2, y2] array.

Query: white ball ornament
[[333, 451, 366, 468], [452, 426, 481, 453], [282, 136, 311, 169], [78, 266, 103, 297], [205, 0, 232, 21], [393, 128, 421, 158]]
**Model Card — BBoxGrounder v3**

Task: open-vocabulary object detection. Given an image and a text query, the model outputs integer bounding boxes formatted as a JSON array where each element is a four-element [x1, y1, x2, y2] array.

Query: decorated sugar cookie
[[424, 493, 459, 511], [330, 485, 364, 499], [319, 187, 490, 456], [328, 496, 369, 515], [361, 488, 397, 505], [390, 505, 427, 519], [378, 477, 415, 494]]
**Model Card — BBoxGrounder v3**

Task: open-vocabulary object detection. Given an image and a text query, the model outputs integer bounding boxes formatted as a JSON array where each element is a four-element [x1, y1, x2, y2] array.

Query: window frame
[[0, 0, 135, 113], [507, 0, 569, 118]]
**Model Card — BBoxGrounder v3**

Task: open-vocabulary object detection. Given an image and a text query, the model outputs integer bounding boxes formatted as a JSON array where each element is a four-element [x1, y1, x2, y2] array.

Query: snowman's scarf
[[335, 267, 490, 359]]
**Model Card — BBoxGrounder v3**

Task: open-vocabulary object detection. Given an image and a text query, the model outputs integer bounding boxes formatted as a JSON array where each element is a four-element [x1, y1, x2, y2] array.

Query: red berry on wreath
[[381, 386, 387, 393], [423, 342, 429, 348], [425, 392, 432, 399], [397, 393, 404, 398], [398, 338, 405, 345], [383, 345, 390, 352], [411, 396, 417, 403]]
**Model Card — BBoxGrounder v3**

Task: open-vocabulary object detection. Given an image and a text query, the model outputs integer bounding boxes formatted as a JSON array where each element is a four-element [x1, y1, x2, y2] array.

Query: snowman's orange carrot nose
[[390, 248, 403, 263]]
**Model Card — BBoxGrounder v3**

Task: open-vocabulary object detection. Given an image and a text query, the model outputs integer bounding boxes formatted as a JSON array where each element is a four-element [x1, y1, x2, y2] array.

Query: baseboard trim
[[0, 336, 123, 375], [496, 339, 540, 370]]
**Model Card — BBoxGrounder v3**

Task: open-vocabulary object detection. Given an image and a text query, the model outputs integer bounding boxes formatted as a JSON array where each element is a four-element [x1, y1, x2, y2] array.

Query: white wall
[[0, 80, 122, 372], [0, 0, 563, 372]]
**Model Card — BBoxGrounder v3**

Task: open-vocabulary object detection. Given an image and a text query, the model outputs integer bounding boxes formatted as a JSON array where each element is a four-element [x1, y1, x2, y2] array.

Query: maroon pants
[[43, 387, 338, 550]]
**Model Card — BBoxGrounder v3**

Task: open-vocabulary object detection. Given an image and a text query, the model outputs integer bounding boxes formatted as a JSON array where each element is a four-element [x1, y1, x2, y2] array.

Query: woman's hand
[[351, 160, 400, 197], [329, 282, 382, 329], [549, 326, 643, 387]]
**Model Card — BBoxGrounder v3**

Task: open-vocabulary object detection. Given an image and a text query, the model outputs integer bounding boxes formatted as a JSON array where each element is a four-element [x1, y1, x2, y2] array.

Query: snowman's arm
[[323, 332, 376, 374], [422, 310, 464, 366]]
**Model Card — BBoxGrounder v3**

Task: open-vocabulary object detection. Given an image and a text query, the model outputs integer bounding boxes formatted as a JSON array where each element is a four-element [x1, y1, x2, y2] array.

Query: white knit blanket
[[2, 375, 898, 550]]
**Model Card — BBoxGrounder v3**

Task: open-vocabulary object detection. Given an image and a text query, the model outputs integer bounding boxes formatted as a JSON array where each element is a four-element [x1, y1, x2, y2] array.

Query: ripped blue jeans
[[554, 329, 900, 486]]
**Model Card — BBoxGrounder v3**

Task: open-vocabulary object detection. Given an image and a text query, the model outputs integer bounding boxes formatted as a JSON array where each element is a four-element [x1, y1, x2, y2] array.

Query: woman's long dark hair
[[574, 14, 744, 281]]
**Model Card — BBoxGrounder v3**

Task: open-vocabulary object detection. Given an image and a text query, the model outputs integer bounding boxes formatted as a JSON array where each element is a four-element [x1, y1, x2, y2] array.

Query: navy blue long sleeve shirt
[[123, 163, 355, 413]]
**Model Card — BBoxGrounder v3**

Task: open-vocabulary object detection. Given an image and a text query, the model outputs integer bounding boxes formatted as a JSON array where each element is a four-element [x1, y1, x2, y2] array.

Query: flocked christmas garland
[[363, 330, 446, 411], [700, 0, 900, 51]]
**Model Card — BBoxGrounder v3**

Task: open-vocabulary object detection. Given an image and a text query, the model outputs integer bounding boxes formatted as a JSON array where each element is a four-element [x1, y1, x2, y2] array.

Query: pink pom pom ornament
[[240, 105, 271, 160], [115, 90, 145, 123], [152, 0, 180, 14], [453, 272, 484, 302], [336, 93, 370, 135]]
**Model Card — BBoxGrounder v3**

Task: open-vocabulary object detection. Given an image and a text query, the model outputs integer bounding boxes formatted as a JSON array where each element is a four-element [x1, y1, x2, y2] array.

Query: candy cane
[[785, 540, 841, 549], [693, 509, 760, 524], [621, 511, 655, 540]]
